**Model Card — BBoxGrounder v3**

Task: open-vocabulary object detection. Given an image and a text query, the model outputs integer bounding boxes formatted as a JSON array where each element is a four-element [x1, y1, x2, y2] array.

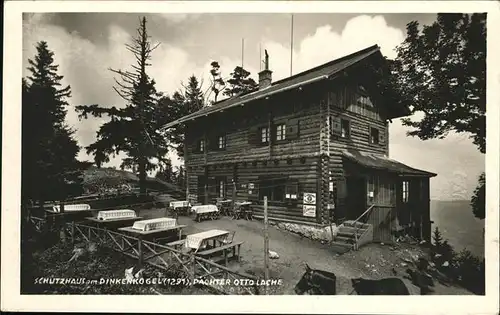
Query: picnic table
[[191, 205, 220, 222], [185, 229, 230, 252], [85, 216, 143, 230], [118, 222, 187, 243], [185, 229, 242, 265], [216, 199, 233, 216], [50, 203, 91, 213], [168, 200, 191, 218], [232, 201, 253, 220]]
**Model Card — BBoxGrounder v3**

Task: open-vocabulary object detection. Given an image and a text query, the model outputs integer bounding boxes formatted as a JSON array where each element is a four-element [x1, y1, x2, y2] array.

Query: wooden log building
[[162, 45, 437, 244]]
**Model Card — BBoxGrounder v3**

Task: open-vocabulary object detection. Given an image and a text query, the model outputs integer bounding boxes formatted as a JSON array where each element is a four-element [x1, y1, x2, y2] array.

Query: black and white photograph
[[2, 1, 499, 314]]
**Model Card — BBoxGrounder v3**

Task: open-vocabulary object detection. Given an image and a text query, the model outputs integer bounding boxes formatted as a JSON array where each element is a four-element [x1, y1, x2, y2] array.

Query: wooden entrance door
[[346, 177, 367, 220], [197, 176, 206, 204]]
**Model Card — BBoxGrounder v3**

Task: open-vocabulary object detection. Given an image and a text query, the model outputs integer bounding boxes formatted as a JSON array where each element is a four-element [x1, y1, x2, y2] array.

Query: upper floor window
[[370, 127, 379, 144], [276, 124, 286, 141], [402, 181, 409, 203], [198, 139, 205, 152], [218, 135, 226, 149], [261, 127, 270, 144], [341, 119, 350, 138]]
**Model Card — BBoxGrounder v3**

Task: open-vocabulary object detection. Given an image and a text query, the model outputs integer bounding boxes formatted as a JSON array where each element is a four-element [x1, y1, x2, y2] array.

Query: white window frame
[[276, 124, 286, 141], [199, 139, 205, 152], [261, 127, 270, 143], [219, 180, 225, 198], [218, 135, 226, 149], [402, 181, 409, 203]]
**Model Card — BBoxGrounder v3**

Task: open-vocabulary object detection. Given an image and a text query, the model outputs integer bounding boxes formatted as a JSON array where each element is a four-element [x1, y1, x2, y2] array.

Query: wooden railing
[[65, 222, 259, 295], [352, 204, 375, 249]]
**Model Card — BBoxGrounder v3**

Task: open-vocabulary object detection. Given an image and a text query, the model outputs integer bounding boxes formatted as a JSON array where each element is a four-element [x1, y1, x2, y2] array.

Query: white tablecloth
[[191, 205, 219, 214], [170, 201, 190, 209], [185, 229, 229, 249]]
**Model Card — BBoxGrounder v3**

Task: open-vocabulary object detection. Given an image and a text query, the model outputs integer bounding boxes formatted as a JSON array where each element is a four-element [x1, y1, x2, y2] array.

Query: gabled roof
[[162, 44, 383, 129], [342, 150, 437, 177]]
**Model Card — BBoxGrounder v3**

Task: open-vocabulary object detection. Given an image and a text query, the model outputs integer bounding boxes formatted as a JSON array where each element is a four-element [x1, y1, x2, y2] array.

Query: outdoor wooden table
[[169, 200, 191, 218], [185, 229, 230, 253], [217, 200, 233, 216], [118, 224, 187, 242], [233, 201, 252, 220], [191, 205, 220, 222], [85, 216, 143, 230]]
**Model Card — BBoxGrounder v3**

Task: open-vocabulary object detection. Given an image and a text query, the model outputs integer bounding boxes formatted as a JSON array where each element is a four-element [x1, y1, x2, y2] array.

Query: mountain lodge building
[[162, 44, 437, 244]]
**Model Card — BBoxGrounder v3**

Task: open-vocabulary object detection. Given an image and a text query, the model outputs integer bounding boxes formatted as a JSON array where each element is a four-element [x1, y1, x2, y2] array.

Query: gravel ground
[[137, 207, 472, 295]]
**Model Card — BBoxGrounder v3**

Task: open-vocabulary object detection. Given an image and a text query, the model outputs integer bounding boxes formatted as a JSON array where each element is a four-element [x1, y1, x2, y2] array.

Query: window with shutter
[[340, 119, 350, 138], [378, 128, 385, 144], [331, 116, 342, 136], [286, 118, 300, 140], [247, 126, 260, 145], [370, 127, 380, 145], [285, 180, 299, 202]]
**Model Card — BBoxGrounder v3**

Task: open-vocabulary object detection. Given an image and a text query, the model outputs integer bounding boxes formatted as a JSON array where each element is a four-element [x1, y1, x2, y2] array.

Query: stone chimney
[[258, 49, 272, 89]]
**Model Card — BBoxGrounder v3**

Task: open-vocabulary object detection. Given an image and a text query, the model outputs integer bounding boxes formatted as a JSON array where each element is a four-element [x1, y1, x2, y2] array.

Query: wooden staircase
[[331, 205, 375, 253], [331, 220, 374, 251]]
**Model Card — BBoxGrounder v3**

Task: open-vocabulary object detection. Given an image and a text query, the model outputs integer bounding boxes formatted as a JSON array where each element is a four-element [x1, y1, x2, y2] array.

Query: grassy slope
[[82, 166, 185, 199]]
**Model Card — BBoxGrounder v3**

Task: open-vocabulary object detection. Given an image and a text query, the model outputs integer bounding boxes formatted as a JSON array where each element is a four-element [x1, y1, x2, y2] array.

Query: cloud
[[261, 15, 404, 81]]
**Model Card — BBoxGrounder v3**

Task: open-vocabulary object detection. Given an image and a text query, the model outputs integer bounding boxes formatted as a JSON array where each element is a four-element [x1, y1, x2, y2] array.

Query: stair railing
[[352, 204, 375, 250]]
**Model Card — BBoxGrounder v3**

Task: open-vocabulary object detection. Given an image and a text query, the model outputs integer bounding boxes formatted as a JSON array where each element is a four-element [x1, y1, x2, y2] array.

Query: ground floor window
[[259, 177, 286, 202], [367, 177, 375, 203], [402, 180, 409, 203], [216, 177, 226, 199]]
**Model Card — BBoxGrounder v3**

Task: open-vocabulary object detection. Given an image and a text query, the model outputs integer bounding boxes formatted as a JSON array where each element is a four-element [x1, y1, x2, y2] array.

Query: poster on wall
[[303, 192, 316, 205], [303, 205, 316, 217]]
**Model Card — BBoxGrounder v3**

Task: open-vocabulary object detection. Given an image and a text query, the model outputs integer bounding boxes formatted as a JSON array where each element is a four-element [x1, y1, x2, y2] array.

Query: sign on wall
[[303, 205, 316, 217], [303, 192, 316, 205]]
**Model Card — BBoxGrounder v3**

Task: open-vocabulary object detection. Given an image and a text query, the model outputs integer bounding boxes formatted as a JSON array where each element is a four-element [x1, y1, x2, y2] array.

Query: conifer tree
[[223, 66, 258, 97], [22, 41, 88, 206], [76, 17, 169, 194]]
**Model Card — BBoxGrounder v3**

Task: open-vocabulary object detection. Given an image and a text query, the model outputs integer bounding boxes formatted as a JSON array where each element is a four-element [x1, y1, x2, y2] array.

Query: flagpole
[[290, 13, 294, 76], [242, 38, 245, 69], [260, 43, 262, 71]]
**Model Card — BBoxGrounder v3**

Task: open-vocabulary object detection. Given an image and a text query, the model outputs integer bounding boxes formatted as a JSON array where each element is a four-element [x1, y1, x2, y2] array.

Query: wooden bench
[[167, 239, 186, 250], [197, 241, 243, 266]]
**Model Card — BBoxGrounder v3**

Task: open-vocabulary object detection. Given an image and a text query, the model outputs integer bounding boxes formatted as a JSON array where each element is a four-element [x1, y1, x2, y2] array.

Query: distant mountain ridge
[[430, 199, 484, 257], [81, 166, 185, 200]]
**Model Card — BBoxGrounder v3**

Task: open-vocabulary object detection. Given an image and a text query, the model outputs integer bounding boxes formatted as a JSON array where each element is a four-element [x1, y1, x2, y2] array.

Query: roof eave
[[161, 74, 330, 130]]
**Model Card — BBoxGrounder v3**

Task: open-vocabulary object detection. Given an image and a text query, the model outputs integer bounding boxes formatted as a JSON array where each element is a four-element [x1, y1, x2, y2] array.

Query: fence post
[[264, 196, 269, 295], [138, 238, 143, 268], [71, 221, 75, 245], [190, 254, 196, 283]]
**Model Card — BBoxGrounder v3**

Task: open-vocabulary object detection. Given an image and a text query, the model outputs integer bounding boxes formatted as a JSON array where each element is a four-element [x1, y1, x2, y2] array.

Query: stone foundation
[[275, 222, 339, 242]]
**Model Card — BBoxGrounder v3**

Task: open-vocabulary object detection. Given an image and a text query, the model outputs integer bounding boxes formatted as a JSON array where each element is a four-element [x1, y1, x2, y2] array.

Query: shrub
[[430, 226, 485, 295]]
